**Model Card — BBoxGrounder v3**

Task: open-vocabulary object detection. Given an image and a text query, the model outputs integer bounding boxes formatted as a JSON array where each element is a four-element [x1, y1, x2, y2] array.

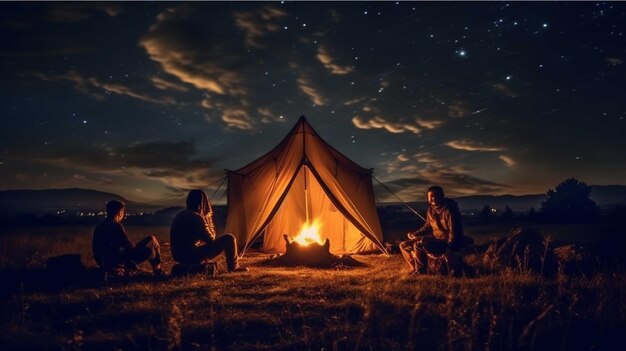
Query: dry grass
[[0, 226, 625, 350]]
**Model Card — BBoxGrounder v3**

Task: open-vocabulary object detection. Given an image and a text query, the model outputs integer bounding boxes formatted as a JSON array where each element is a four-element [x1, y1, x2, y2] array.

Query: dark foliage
[[500, 205, 514, 221], [477, 205, 493, 224], [540, 178, 601, 223]]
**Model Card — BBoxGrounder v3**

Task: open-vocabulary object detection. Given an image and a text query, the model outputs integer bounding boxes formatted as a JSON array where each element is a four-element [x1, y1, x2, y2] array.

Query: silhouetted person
[[92, 200, 163, 276], [170, 190, 248, 272], [399, 186, 464, 274]]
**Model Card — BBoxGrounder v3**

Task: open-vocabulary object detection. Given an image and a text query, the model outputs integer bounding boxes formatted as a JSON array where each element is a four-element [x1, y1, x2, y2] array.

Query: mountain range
[[0, 188, 162, 215], [0, 185, 625, 215]]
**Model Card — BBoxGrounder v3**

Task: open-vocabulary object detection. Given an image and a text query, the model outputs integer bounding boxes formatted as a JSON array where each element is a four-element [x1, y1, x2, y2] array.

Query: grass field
[[1, 224, 625, 350]]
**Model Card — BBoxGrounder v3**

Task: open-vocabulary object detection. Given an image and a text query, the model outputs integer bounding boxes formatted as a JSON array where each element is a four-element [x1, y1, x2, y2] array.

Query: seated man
[[400, 186, 464, 274], [92, 200, 163, 275], [170, 189, 248, 272]]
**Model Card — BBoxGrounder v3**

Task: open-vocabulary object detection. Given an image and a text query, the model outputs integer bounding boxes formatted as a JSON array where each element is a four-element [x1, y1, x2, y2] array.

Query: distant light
[[542, 23, 548, 28], [506, 75, 511, 80]]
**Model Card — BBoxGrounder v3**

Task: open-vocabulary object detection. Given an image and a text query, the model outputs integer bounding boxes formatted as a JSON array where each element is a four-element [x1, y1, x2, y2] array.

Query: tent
[[225, 116, 388, 256]]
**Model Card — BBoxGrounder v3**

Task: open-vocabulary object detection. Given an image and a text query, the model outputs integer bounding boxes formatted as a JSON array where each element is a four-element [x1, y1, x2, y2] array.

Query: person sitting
[[92, 200, 163, 276], [170, 189, 248, 272], [399, 186, 464, 275]]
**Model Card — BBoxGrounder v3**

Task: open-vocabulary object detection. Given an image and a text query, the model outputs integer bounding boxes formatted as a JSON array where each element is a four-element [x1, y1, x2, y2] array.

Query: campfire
[[265, 219, 364, 268], [291, 220, 325, 246], [281, 220, 332, 266]]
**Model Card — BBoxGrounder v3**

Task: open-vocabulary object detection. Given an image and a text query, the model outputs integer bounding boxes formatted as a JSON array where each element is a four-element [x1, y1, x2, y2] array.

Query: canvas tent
[[225, 116, 388, 256]]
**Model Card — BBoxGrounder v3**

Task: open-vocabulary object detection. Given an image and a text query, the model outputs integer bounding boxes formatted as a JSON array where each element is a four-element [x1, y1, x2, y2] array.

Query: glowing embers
[[275, 220, 333, 267], [280, 232, 332, 267], [291, 220, 325, 246]]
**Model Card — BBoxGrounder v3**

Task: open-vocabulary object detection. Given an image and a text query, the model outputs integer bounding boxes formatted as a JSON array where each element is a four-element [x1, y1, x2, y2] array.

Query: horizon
[[3, 183, 626, 210], [1, 2, 625, 202]]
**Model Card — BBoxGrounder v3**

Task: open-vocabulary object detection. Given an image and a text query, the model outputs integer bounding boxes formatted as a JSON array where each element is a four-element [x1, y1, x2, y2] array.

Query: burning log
[[264, 234, 364, 268], [281, 234, 335, 266]]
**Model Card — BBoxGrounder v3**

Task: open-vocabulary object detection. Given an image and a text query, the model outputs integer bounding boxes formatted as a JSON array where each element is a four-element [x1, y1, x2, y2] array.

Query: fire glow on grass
[[292, 220, 324, 246]]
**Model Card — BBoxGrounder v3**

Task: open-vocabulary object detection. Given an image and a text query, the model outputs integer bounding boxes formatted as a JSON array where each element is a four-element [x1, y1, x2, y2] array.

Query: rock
[[426, 253, 467, 277], [553, 244, 598, 276]]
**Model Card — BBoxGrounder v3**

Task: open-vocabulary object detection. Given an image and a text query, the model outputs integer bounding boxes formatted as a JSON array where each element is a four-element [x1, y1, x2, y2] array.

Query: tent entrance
[[263, 165, 368, 254]]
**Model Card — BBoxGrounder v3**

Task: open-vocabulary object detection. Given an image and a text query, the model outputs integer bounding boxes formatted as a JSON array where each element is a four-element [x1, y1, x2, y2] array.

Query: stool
[[427, 252, 465, 276]]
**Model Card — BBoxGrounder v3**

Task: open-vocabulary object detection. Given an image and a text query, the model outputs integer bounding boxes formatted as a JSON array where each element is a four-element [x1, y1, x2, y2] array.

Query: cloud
[[141, 6, 294, 131], [0, 46, 94, 58], [25, 141, 220, 191], [151, 76, 190, 92], [352, 116, 421, 134], [379, 151, 510, 199], [257, 107, 285, 123], [376, 172, 509, 200], [221, 107, 255, 130], [397, 154, 410, 162], [297, 76, 327, 105], [33, 70, 171, 105], [416, 118, 443, 130], [415, 152, 445, 167], [499, 155, 516, 167], [344, 97, 367, 106], [47, 3, 122, 23], [448, 102, 468, 118], [233, 6, 288, 48], [605, 57, 623, 66], [446, 140, 505, 152], [492, 83, 517, 97], [139, 7, 246, 96], [316, 47, 353, 75]]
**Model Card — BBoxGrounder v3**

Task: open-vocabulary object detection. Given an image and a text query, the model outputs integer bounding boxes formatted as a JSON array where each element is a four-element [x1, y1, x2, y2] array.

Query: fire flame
[[292, 220, 324, 246]]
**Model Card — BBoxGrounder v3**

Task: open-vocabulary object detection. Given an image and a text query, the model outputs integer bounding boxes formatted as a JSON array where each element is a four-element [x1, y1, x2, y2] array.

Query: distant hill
[[454, 194, 546, 212], [1, 185, 624, 216], [0, 188, 161, 214], [380, 185, 626, 212]]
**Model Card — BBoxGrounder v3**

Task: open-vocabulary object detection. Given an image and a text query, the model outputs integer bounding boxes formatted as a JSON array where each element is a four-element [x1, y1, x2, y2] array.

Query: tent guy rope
[[372, 176, 427, 222]]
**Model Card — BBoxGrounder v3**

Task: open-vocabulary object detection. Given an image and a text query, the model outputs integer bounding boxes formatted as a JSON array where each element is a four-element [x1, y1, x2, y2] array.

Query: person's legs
[[412, 240, 429, 274], [421, 236, 448, 256], [129, 236, 162, 272], [399, 240, 418, 270], [195, 234, 244, 271], [416, 236, 449, 274]]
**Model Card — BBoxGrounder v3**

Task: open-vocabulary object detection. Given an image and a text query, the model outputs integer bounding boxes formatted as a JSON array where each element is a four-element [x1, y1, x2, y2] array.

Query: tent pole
[[304, 165, 310, 223]]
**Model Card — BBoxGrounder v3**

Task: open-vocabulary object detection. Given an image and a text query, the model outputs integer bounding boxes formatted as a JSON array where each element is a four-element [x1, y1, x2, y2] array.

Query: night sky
[[1, 2, 625, 205]]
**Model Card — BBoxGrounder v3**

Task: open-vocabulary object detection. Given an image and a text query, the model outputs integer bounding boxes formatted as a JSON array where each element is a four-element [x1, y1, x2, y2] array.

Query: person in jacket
[[170, 189, 248, 272], [399, 186, 464, 274], [92, 200, 163, 275]]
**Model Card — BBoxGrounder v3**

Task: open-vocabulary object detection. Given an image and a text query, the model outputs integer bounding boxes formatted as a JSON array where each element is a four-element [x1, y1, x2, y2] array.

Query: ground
[[0, 225, 625, 350]]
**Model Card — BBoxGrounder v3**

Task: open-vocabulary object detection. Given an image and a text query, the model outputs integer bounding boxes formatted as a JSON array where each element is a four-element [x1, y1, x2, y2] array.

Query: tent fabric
[[225, 116, 387, 256]]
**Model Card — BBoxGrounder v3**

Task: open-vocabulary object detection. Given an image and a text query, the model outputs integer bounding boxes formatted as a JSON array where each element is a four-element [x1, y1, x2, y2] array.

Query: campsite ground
[[1, 224, 625, 350]]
